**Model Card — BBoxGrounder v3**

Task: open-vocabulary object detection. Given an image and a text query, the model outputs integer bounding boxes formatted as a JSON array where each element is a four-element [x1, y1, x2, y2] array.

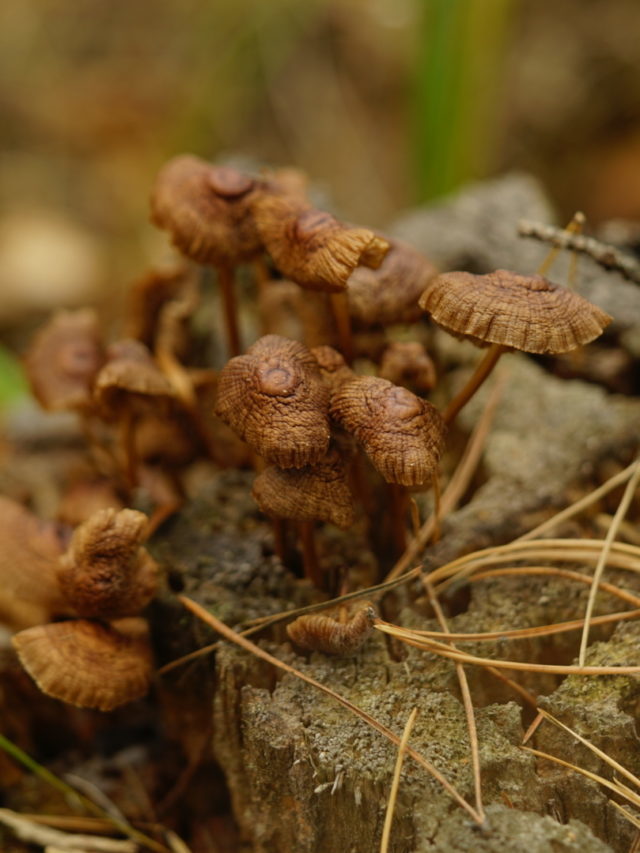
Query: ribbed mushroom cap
[[252, 446, 355, 528], [419, 269, 613, 354], [12, 618, 153, 711], [287, 602, 376, 655], [379, 341, 437, 393], [93, 339, 175, 418], [330, 376, 445, 486], [252, 194, 389, 292], [24, 309, 105, 411], [215, 335, 330, 468], [0, 496, 68, 619], [347, 240, 438, 327], [310, 345, 356, 394], [150, 154, 263, 267], [56, 508, 158, 619]]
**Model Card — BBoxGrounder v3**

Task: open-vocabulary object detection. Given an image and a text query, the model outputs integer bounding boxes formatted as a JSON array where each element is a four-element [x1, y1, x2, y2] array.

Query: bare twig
[[518, 219, 640, 284], [380, 708, 418, 853], [0, 809, 137, 852]]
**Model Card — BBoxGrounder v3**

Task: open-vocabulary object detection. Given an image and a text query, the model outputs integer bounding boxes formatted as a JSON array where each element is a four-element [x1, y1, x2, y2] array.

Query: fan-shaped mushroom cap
[[252, 194, 389, 292], [12, 618, 153, 711], [347, 240, 438, 327], [56, 508, 158, 619], [24, 308, 105, 411], [93, 339, 175, 418], [252, 446, 355, 528], [287, 602, 376, 655], [0, 497, 68, 621], [215, 335, 330, 468], [150, 154, 263, 267], [379, 341, 437, 393], [310, 345, 356, 394], [330, 376, 445, 486], [419, 269, 612, 354]]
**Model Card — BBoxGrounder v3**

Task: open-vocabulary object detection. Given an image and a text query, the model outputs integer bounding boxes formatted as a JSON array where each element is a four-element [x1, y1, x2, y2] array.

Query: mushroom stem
[[217, 264, 242, 356], [272, 517, 288, 564], [297, 520, 322, 588], [442, 343, 506, 426], [389, 483, 409, 556], [329, 292, 354, 364], [431, 473, 442, 544], [120, 409, 139, 491]]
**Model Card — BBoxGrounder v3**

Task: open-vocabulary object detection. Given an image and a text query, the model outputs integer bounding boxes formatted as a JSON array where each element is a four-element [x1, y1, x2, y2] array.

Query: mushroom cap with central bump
[[150, 154, 263, 267], [215, 335, 331, 468], [252, 192, 389, 292], [419, 269, 612, 354], [330, 376, 445, 486]]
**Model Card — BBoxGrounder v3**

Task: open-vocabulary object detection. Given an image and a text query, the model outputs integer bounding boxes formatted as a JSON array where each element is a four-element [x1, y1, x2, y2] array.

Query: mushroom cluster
[[2, 499, 158, 711]]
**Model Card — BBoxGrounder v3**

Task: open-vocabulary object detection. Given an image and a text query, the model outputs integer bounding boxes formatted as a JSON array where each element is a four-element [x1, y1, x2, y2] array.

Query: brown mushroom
[[150, 154, 263, 356], [252, 194, 389, 360], [56, 508, 158, 620], [24, 308, 105, 412], [12, 618, 153, 711], [287, 602, 376, 655], [346, 239, 438, 328], [419, 269, 613, 424], [215, 335, 330, 469], [0, 496, 68, 626], [310, 345, 356, 395], [379, 341, 437, 394], [125, 264, 193, 349], [330, 375, 445, 552]]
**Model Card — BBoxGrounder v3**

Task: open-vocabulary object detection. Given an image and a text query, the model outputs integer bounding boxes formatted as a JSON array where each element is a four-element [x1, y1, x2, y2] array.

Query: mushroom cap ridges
[[347, 239, 438, 327], [252, 193, 389, 292], [252, 446, 355, 528], [215, 335, 331, 468], [286, 603, 376, 655], [150, 154, 263, 267], [12, 618, 153, 711], [419, 269, 612, 354], [330, 376, 445, 486]]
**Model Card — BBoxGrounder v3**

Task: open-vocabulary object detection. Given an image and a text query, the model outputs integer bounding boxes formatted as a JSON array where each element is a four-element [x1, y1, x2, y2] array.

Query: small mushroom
[[125, 264, 193, 350], [379, 341, 437, 394], [287, 602, 377, 655], [419, 269, 613, 424], [330, 376, 444, 487], [24, 308, 105, 412], [56, 508, 158, 620], [12, 618, 153, 711], [310, 345, 356, 395], [215, 335, 330, 468], [150, 154, 263, 356], [346, 239, 438, 328]]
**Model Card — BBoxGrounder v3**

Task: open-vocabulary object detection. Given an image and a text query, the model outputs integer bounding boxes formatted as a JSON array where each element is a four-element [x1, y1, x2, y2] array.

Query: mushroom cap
[[0, 496, 68, 620], [150, 154, 263, 267], [379, 341, 437, 393], [125, 264, 193, 348], [419, 269, 613, 354], [310, 345, 356, 394], [252, 446, 355, 528], [56, 508, 158, 619], [215, 335, 331, 468], [347, 240, 438, 327], [287, 603, 376, 655], [24, 308, 105, 411], [252, 194, 389, 292], [330, 376, 445, 486], [12, 618, 153, 711], [93, 339, 175, 418]]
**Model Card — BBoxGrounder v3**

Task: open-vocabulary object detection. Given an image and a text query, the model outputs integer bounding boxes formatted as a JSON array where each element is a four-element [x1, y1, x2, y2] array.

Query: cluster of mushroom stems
[[11, 153, 614, 707]]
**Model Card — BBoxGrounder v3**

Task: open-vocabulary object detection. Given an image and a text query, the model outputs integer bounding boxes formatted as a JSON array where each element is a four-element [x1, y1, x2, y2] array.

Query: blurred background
[[1, 0, 640, 396]]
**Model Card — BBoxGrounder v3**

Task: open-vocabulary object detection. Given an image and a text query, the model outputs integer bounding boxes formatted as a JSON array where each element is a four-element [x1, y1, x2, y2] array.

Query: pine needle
[[379, 708, 418, 853]]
